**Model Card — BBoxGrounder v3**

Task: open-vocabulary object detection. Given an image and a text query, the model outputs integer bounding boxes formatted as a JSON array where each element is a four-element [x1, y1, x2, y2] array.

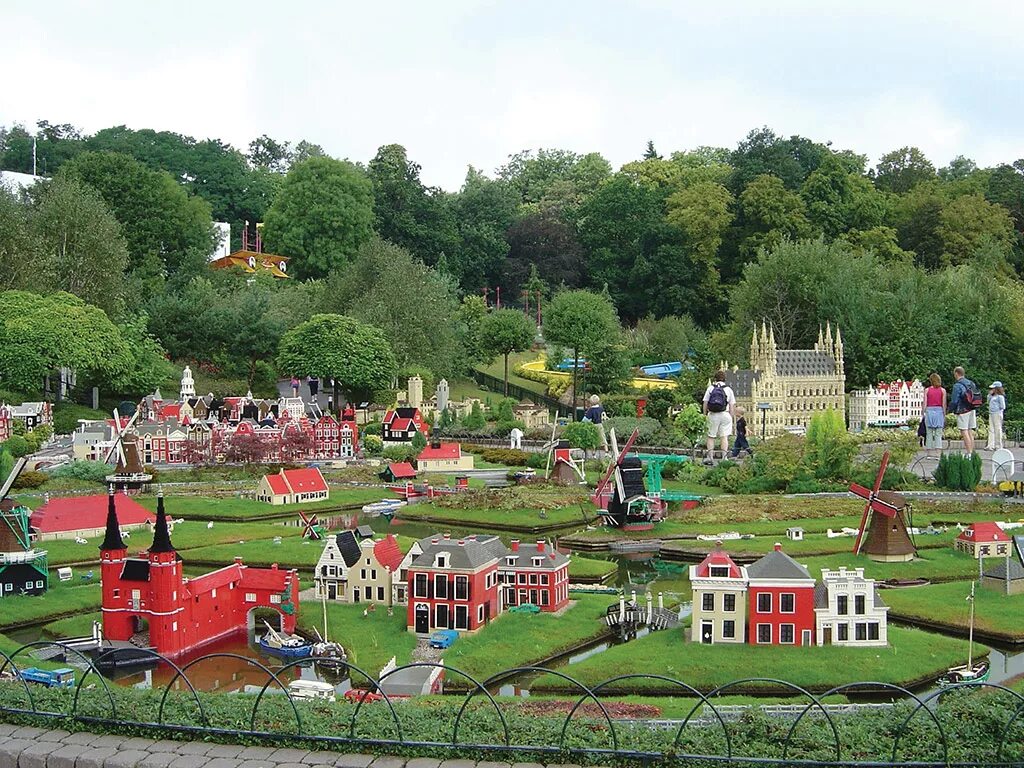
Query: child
[[730, 406, 750, 457]]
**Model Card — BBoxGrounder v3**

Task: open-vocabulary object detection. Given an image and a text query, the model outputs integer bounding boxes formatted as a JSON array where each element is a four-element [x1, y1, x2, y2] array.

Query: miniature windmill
[[593, 428, 659, 530], [848, 451, 916, 562], [542, 422, 585, 485], [298, 509, 323, 540], [0, 457, 49, 595], [103, 406, 152, 494]]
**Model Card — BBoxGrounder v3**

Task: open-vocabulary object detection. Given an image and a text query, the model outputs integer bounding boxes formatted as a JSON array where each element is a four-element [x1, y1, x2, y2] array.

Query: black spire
[[149, 488, 175, 554], [100, 485, 125, 551]]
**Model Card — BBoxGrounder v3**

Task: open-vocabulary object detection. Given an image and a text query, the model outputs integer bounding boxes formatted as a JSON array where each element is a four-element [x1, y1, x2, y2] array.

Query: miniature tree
[[462, 401, 486, 431], [411, 430, 428, 452], [563, 421, 601, 460], [672, 403, 706, 447], [478, 308, 536, 396]]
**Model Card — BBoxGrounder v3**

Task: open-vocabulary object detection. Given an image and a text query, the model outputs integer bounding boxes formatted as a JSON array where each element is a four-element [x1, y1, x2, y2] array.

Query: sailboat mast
[[322, 592, 329, 642], [967, 582, 975, 668]]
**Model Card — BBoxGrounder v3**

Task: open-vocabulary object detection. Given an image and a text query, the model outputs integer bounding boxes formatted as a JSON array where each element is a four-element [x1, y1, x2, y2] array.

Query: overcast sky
[[2, 1, 1021, 190]]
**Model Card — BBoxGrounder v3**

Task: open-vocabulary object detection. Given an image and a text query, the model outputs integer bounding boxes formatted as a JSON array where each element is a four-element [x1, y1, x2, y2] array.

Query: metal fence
[[470, 370, 573, 418], [2, 641, 1024, 766]]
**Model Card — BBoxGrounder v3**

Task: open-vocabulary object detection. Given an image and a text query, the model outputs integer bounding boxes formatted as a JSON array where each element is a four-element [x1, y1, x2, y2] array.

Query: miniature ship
[[258, 621, 312, 659]]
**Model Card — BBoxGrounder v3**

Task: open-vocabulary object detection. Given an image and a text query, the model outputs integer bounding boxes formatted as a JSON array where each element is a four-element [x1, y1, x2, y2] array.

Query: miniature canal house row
[[498, 539, 570, 611], [813, 567, 888, 646], [0, 458, 48, 597], [746, 544, 817, 646], [255, 467, 329, 505], [848, 379, 925, 432], [314, 531, 405, 605], [688, 545, 747, 644], [101, 489, 300, 658], [955, 522, 1012, 558], [313, 530, 362, 601]]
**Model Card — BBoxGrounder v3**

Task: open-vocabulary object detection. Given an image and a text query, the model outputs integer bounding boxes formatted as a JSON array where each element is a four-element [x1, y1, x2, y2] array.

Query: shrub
[[362, 434, 383, 454], [362, 422, 382, 436], [382, 445, 417, 463], [672, 404, 706, 444], [786, 475, 824, 494], [563, 421, 601, 455], [411, 430, 427, 451], [604, 416, 662, 444], [53, 460, 112, 483], [2, 436, 30, 458], [933, 452, 982, 491], [12, 470, 48, 489]]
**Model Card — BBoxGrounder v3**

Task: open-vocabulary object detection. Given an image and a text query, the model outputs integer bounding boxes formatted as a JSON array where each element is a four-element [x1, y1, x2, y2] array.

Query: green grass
[[185, 534, 419, 570], [568, 555, 617, 582], [881, 580, 1024, 640], [43, 612, 102, 639], [661, 479, 725, 496], [297, 602, 416, 678], [135, 489, 389, 521], [52, 402, 107, 435], [531, 624, 977, 695], [797, 548, 980, 582], [398, 503, 594, 532], [477, 351, 549, 396], [0, 581, 101, 630], [442, 594, 612, 685], [448, 377, 500, 403]]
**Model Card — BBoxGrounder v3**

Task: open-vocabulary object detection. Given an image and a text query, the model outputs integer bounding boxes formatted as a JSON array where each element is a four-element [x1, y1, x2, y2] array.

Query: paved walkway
[[0, 725, 584, 768]]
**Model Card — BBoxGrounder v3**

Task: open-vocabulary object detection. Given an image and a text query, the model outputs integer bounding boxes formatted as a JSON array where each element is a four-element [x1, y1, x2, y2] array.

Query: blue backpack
[[707, 384, 728, 413]]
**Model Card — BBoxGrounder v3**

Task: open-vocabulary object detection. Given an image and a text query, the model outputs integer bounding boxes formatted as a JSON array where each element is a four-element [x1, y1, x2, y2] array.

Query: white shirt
[[702, 383, 736, 411]]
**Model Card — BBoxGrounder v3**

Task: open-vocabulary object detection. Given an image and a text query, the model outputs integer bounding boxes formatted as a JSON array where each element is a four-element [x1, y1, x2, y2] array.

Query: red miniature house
[[745, 544, 816, 647]]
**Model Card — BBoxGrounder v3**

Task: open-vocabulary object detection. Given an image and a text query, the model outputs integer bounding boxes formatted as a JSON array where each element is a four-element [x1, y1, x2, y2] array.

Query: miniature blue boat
[[258, 622, 313, 659], [639, 361, 683, 378]]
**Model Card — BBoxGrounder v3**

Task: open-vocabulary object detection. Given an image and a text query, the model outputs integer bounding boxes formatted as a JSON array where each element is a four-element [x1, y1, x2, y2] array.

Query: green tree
[[462, 401, 486, 431], [805, 409, 856, 480], [735, 174, 814, 261], [563, 421, 600, 459], [455, 294, 489, 368], [503, 212, 584, 298], [728, 128, 831, 193], [277, 314, 397, 403], [665, 181, 734, 264], [893, 182, 947, 269], [873, 146, 936, 194], [800, 155, 886, 238], [478, 308, 536, 395], [2, 436, 30, 458], [411, 429, 428, 452], [938, 193, 1015, 265], [543, 290, 620, 415], [261, 157, 375, 279], [450, 168, 518, 290], [672, 403, 706, 445], [0, 186, 42, 293]]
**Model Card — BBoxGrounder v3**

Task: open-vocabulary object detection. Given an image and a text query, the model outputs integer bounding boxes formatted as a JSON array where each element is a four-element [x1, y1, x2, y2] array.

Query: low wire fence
[[1, 641, 1024, 766]]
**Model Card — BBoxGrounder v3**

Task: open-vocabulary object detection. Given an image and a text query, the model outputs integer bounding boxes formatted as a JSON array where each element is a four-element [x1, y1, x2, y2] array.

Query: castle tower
[[436, 378, 449, 414], [815, 326, 824, 352], [749, 326, 761, 370], [834, 326, 845, 376], [407, 376, 423, 410], [146, 490, 184, 656], [99, 486, 131, 641], [180, 366, 195, 401], [765, 323, 777, 375]]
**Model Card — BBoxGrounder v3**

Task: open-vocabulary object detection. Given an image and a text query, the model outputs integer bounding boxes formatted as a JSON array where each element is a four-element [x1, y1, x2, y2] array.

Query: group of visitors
[[922, 367, 1006, 457]]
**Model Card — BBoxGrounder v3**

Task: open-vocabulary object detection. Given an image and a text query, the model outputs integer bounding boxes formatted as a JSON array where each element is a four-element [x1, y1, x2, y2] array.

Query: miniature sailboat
[[937, 583, 989, 686], [311, 593, 347, 667], [258, 620, 313, 659]]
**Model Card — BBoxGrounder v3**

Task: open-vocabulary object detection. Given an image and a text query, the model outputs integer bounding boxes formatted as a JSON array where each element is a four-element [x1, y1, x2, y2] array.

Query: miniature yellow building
[[722, 321, 846, 438]]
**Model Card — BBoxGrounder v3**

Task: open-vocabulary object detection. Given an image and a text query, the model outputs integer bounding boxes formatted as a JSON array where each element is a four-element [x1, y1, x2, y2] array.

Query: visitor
[[583, 394, 609, 452], [290, 376, 300, 398], [988, 381, 1006, 451], [730, 406, 750, 457], [308, 376, 320, 400], [923, 373, 946, 457], [951, 366, 978, 456], [702, 370, 735, 465]]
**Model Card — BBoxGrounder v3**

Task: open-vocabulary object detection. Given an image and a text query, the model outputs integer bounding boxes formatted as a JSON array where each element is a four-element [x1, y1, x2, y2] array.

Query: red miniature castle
[[100, 488, 300, 658]]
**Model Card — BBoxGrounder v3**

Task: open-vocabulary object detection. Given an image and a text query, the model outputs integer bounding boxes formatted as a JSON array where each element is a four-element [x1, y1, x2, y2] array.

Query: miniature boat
[[287, 679, 336, 701], [696, 531, 746, 541], [878, 578, 931, 589], [258, 621, 313, 659], [362, 500, 406, 516], [937, 583, 988, 687]]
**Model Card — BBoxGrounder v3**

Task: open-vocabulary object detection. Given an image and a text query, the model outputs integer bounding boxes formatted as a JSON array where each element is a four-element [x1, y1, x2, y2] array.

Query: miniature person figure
[[988, 381, 1006, 451], [509, 426, 524, 450], [290, 376, 300, 398], [951, 366, 977, 457], [730, 406, 750, 457], [924, 372, 946, 457], [583, 394, 608, 452], [308, 376, 320, 400], [702, 370, 735, 465]]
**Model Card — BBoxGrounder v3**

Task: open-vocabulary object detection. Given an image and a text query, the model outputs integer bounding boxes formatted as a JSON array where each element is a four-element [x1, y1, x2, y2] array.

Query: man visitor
[[702, 370, 735, 465], [951, 366, 979, 457]]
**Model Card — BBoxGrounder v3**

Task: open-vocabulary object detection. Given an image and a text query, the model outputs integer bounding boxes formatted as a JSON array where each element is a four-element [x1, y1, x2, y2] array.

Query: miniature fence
[[2, 641, 1024, 766]]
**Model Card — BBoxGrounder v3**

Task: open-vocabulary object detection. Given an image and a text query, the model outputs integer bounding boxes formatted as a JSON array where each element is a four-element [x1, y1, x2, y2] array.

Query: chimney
[[536, 540, 545, 553], [431, 537, 440, 545], [431, 438, 441, 449], [234, 557, 243, 565], [774, 543, 782, 552], [443, 533, 451, 540], [271, 563, 278, 570], [511, 539, 520, 552], [458, 539, 465, 546]]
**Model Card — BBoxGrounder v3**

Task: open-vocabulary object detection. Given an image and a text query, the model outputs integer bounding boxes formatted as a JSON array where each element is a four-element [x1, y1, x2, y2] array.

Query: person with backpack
[[951, 366, 981, 456], [702, 370, 735, 465]]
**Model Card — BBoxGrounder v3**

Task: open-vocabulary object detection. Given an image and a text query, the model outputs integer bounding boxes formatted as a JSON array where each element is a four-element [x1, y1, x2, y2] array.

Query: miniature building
[[436, 379, 450, 414], [549, 440, 584, 485], [180, 366, 196, 401], [981, 536, 1024, 595], [391, 540, 424, 606], [498, 539, 570, 612], [722, 321, 845, 437], [314, 531, 405, 604], [746, 544, 817, 646], [380, 462, 417, 482], [406, 533, 504, 635], [786, 527, 804, 541], [689, 545, 747, 644], [100, 491, 300, 658], [416, 441, 475, 472], [1, 460, 48, 598], [813, 567, 888, 646], [955, 523, 1012, 558], [30, 492, 156, 541], [513, 401, 551, 430], [382, 407, 429, 445], [209, 223, 289, 278], [256, 467, 329, 505], [848, 380, 925, 432], [6, 401, 53, 431], [313, 530, 362, 601]]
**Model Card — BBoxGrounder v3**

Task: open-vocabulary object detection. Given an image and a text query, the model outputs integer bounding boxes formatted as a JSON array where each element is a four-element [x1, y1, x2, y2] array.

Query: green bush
[[2, 435, 30, 458], [382, 445, 417, 463], [362, 421, 382, 436], [492, 419, 526, 437], [604, 416, 662, 444], [11, 470, 47, 489], [464, 446, 532, 466], [933, 452, 982, 491], [53, 460, 111, 483], [362, 434, 383, 454]]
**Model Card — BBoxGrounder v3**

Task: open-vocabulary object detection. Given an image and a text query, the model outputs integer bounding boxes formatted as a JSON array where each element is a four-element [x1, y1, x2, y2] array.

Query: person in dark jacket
[[730, 406, 750, 457]]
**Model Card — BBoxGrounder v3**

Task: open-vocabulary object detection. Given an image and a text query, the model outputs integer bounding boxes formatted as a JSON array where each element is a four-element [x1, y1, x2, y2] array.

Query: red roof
[[418, 443, 462, 461], [693, 547, 743, 579], [160, 404, 181, 419], [239, 565, 294, 591], [265, 474, 290, 495], [389, 417, 414, 432], [31, 494, 155, 534], [958, 522, 1010, 543], [388, 462, 417, 479], [188, 564, 242, 595], [374, 535, 404, 572], [281, 468, 328, 494]]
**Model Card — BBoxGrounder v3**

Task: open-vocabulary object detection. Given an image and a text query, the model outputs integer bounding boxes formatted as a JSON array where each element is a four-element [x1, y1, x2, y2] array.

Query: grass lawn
[[297, 602, 416, 679], [881, 580, 1024, 640], [398, 503, 594, 532], [568, 555, 617, 582], [448, 377, 500, 404], [477, 351, 549, 396], [442, 593, 612, 685], [797, 548, 979, 583], [661, 479, 725, 496], [0, 581, 101, 630], [185, 534, 419, 570], [135, 489, 388, 521], [531, 624, 976, 695], [43, 612, 102, 639]]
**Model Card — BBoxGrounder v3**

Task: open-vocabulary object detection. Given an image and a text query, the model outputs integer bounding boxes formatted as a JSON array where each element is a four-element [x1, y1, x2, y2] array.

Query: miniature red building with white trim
[[407, 533, 502, 634], [100, 490, 300, 658], [255, 467, 329, 505], [955, 522, 1012, 558], [498, 539, 569, 611], [746, 544, 817, 646]]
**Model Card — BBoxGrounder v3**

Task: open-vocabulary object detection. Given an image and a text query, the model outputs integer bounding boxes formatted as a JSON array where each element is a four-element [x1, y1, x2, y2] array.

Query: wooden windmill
[[103, 406, 152, 493], [848, 451, 916, 562], [542, 422, 584, 485], [298, 509, 323, 540], [593, 428, 659, 530]]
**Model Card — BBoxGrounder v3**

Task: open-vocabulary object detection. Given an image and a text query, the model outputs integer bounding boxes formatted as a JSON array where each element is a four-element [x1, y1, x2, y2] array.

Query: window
[[723, 620, 735, 639], [532, 557, 543, 566], [780, 593, 795, 613], [709, 566, 730, 577], [437, 554, 449, 568], [435, 604, 449, 628], [757, 593, 771, 613], [518, 573, 527, 584], [211, 588, 217, 598], [702, 593, 715, 611], [837, 595, 848, 615], [172, 621, 178, 632], [113, 589, 120, 599], [540, 574, 549, 585], [540, 589, 550, 606], [270, 594, 281, 604], [361, 569, 367, 580], [868, 623, 879, 641], [854, 594, 865, 615], [371, 569, 377, 580], [435, 575, 448, 599], [377, 587, 385, 602], [756, 624, 771, 644], [506, 557, 516, 566], [780, 624, 794, 644], [245, 592, 256, 603], [477, 605, 484, 623], [455, 576, 469, 600], [414, 573, 428, 598], [529, 573, 538, 585], [723, 593, 736, 612], [837, 623, 848, 641]]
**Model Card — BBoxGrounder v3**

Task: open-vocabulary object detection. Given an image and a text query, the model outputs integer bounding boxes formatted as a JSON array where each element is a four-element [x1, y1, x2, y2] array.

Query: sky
[[2, 0, 1021, 190]]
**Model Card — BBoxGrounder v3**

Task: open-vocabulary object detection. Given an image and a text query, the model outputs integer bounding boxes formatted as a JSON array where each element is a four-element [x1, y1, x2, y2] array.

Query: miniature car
[[428, 629, 459, 649], [343, 688, 383, 703]]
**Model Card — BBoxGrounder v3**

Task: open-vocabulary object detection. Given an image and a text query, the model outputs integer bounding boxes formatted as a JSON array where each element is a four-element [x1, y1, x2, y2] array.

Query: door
[[700, 620, 714, 644], [415, 604, 430, 634], [328, 584, 337, 601], [802, 629, 812, 646], [823, 627, 831, 645], [353, 587, 360, 603]]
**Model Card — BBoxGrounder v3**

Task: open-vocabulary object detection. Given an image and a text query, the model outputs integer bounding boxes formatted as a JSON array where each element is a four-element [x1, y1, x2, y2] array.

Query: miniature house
[[786, 527, 804, 541], [746, 544, 817, 646], [813, 567, 888, 646], [256, 468, 329, 505], [416, 441, 475, 472], [955, 523, 1012, 559], [689, 546, 747, 644], [981, 537, 1024, 596]]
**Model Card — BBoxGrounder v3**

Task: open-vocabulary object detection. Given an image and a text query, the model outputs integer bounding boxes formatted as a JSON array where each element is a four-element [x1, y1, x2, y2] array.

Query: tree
[[728, 128, 830, 193], [563, 421, 600, 459], [478, 309, 536, 395], [543, 290, 620, 416], [461, 401, 486, 431], [503, 212, 585, 298], [411, 429, 427, 452], [631, 315, 703, 365], [873, 146, 936, 194], [735, 174, 813, 261], [223, 431, 272, 463], [805, 409, 856, 480], [800, 156, 886, 238], [0, 186, 42, 293], [2, 436, 30, 458], [938, 193, 1015, 265], [893, 182, 947, 269], [450, 168, 518, 291], [261, 157, 375, 279], [277, 314, 397, 403], [248, 134, 292, 172]]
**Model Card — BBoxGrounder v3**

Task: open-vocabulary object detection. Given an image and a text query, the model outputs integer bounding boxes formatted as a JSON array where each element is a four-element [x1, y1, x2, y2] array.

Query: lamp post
[[757, 402, 772, 442]]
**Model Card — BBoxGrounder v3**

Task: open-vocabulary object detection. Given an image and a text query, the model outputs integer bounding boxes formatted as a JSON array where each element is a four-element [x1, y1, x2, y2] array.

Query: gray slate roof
[[412, 534, 505, 570], [982, 557, 1024, 581], [503, 542, 569, 571], [747, 549, 813, 580], [775, 350, 837, 377], [335, 530, 362, 568], [724, 369, 762, 398]]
